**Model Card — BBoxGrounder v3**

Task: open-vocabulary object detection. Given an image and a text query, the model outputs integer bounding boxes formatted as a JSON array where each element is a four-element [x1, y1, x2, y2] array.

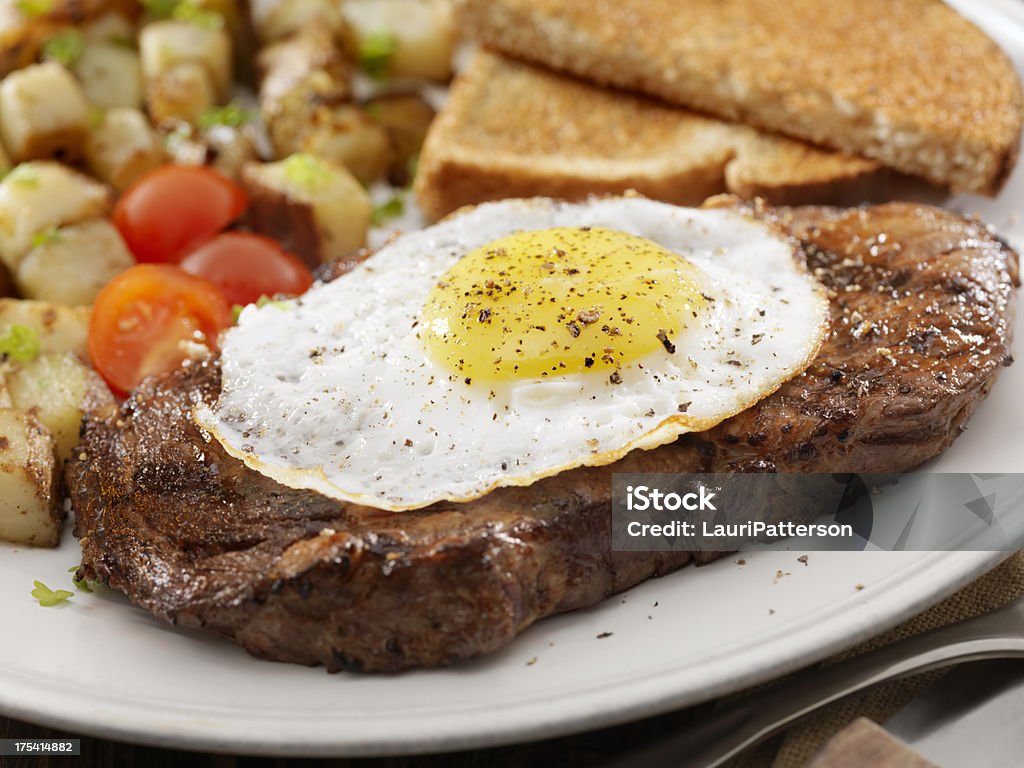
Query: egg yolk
[[422, 227, 707, 381]]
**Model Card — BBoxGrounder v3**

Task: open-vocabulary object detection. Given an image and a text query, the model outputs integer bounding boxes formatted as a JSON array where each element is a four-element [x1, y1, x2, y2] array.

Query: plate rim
[[2, 0, 1023, 756], [0, 551, 1012, 756]]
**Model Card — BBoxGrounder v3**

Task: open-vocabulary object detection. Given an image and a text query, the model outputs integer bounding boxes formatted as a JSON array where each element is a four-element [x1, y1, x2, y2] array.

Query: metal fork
[[603, 595, 1024, 768]]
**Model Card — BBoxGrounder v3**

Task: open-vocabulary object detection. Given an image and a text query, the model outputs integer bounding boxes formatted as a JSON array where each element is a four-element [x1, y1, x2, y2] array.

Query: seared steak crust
[[67, 203, 1018, 671]]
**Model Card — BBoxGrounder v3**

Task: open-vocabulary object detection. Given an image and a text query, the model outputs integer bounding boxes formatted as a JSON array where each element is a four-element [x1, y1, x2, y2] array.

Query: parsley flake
[[31, 226, 62, 249], [15, 0, 53, 17], [4, 164, 39, 187], [256, 295, 290, 311], [68, 566, 103, 593], [172, 2, 224, 30], [0, 324, 40, 363], [372, 195, 405, 226], [32, 580, 73, 607], [88, 105, 105, 130], [140, 0, 180, 18], [359, 30, 398, 81], [42, 29, 85, 66], [284, 153, 331, 188], [198, 102, 252, 130]]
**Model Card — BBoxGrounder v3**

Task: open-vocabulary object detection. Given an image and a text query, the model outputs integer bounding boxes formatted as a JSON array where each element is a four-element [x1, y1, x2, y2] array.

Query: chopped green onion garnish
[[359, 30, 398, 81], [42, 29, 85, 66], [4, 164, 38, 187], [140, 0, 181, 18], [31, 226, 61, 248], [172, 2, 224, 29], [198, 102, 252, 130], [255, 295, 290, 311], [0, 324, 40, 363], [31, 580, 73, 607], [284, 153, 332, 189], [15, 0, 53, 17], [372, 195, 405, 226], [88, 105, 105, 130]]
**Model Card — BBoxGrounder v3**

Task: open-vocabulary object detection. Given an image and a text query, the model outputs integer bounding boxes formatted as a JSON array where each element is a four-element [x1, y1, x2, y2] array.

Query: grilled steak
[[67, 202, 1018, 672]]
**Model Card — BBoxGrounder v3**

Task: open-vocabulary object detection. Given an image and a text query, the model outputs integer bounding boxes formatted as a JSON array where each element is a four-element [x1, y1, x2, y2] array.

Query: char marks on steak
[[67, 203, 1018, 671]]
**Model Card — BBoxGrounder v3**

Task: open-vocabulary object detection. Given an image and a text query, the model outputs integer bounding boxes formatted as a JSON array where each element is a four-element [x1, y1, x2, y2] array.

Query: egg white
[[195, 197, 829, 511]]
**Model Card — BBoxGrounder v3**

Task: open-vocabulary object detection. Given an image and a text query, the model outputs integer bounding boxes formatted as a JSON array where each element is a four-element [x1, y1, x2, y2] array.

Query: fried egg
[[195, 197, 829, 511]]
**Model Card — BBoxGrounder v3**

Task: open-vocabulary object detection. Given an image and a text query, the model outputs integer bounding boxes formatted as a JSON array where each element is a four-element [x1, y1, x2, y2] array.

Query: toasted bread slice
[[452, 0, 1023, 196], [415, 52, 885, 220]]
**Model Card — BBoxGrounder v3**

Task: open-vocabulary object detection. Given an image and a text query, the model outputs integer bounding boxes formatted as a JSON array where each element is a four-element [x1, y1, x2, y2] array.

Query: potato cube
[[139, 20, 232, 102], [366, 94, 435, 185], [75, 42, 144, 109], [0, 61, 90, 163], [0, 299, 91, 360], [81, 11, 136, 43], [249, 0, 344, 44], [343, 0, 455, 81], [17, 219, 135, 306], [0, 408, 60, 547], [258, 23, 352, 129], [84, 107, 164, 191], [294, 105, 391, 184], [6, 352, 113, 464], [0, 162, 113, 272], [242, 155, 371, 266], [146, 61, 218, 125]]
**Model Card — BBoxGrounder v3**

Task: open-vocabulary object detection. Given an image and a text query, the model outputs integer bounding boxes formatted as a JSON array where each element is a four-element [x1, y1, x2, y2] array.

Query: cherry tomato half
[[89, 265, 233, 396], [113, 165, 248, 264], [179, 232, 314, 307]]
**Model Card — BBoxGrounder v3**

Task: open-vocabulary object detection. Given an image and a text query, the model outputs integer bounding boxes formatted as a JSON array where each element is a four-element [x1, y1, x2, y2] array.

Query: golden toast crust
[[453, 0, 1023, 195], [415, 52, 885, 220]]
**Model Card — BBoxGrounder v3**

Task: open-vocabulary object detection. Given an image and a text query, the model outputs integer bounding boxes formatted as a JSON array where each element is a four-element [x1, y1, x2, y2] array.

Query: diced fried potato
[[36, 0, 139, 24], [139, 19, 232, 102], [190, 0, 252, 82], [0, 162, 113, 272], [0, 140, 9, 175], [204, 123, 260, 180], [84, 107, 164, 191], [0, 0, 138, 78], [81, 11, 136, 43], [0, 61, 90, 163], [343, 0, 455, 81], [0, 299, 90, 360], [146, 61, 217, 125], [0, 6, 57, 78], [249, 0, 344, 44], [0, 378, 11, 407], [6, 352, 113, 464], [242, 155, 371, 266], [258, 23, 352, 144], [162, 119, 256, 181], [0, 408, 60, 547], [366, 93, 434, 185], [296, 105, 391, 184], [16, 219, 135, 306], [75, 42, 144, 109]]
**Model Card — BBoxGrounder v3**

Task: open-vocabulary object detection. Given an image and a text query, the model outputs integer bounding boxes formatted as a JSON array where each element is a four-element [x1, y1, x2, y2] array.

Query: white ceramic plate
[[1, 0, 1023, 756]]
